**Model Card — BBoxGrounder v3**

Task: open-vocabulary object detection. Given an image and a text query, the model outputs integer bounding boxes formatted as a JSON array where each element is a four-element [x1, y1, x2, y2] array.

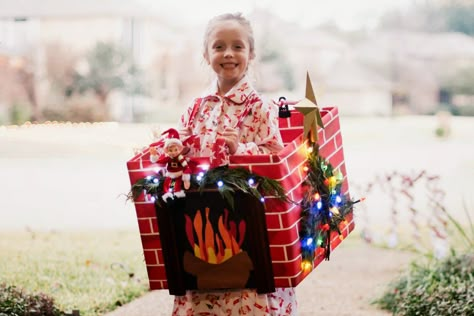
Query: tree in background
[[67, 42, 146, 119], [379, 1, 474, 36], [443, 1, 474, 36], [45, 42, 77, 99], [256, 31, 295, 92], [442, 65, 474, 95], [440, 64, 474, 115]]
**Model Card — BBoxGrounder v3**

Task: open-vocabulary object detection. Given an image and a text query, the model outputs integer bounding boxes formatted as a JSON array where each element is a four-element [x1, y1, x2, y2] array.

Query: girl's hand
[[220, 127, 239, 154], [178, 126, 192, 137]]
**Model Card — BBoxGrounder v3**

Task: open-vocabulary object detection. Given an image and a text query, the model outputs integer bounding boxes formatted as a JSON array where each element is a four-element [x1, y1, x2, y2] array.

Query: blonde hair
[[203, 12, 255, 60]]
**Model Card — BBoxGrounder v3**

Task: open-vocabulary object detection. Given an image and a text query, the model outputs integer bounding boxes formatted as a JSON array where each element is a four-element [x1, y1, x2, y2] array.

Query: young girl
[[173, 13, 296, 316]]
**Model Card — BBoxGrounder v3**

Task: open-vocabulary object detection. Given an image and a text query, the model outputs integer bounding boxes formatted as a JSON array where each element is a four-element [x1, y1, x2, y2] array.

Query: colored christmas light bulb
[[329, 176, 337, 187], [335, 195, 342, 203], [317, 237, 323, 246], [153, 178, 159, 184], [248, 178, 255, 186], [314, 193, 320, 200], [217, 180, 224, 187], [301, 261, 312, 272]]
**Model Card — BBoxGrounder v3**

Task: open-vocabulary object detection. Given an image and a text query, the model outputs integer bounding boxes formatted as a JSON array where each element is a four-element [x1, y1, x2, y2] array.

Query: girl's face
[[205, 20, 254, 95]]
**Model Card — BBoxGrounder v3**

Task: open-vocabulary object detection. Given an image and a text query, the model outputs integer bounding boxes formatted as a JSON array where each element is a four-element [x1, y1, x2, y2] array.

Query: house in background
[[354, 31, 474, 114], [2, 2, 474, 123], [319, 56, 392, 116], [0, 0, 207, 122]]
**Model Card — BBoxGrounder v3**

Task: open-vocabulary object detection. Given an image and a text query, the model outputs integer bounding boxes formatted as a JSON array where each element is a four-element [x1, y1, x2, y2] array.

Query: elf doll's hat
[[162, 128, 182, 148]]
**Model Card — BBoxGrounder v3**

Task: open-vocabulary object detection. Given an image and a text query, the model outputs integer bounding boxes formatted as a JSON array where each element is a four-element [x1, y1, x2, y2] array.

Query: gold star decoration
[[294, 72, 324, 143]]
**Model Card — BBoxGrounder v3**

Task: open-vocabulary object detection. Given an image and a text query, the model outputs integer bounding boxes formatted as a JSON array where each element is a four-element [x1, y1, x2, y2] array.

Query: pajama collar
[[202, 76, 255, 105]]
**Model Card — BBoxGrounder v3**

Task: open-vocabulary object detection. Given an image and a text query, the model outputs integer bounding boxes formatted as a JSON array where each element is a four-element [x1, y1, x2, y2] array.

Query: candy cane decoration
[[351, 181, 373, 243], [400, 171, 425, 251], [383, 171, 400, 248], [352, 170, 448, 256], [425, 175, 449, 258], [352, 173, 387, 244]]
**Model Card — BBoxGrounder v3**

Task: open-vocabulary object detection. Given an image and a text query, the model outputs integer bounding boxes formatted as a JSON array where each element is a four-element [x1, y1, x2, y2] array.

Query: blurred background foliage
[[0, 0, 474, 124], [379, 1, 474, 35]]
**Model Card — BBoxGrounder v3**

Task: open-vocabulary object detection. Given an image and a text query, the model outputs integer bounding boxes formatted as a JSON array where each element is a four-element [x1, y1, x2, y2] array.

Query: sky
[[138, 0, 415, 31]]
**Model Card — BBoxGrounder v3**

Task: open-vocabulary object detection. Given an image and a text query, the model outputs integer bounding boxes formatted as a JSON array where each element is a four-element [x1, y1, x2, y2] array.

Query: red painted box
[[127, 107, 354, 289]]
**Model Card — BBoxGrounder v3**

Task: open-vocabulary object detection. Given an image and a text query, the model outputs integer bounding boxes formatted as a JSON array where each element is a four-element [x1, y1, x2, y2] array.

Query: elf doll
[[150, 128, 191, 202]]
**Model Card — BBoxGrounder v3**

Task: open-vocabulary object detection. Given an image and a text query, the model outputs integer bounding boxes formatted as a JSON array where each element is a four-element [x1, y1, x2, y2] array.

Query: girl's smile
[[221, 63, 238, 69]]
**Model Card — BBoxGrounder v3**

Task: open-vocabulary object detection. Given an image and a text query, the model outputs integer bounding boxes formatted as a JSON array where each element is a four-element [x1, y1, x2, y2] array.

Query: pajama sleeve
[[235, 98, 284, 155]]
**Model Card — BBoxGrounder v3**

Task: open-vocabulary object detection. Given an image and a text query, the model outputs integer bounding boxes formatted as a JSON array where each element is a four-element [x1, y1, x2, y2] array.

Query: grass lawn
[[0, 230, 148, 316]]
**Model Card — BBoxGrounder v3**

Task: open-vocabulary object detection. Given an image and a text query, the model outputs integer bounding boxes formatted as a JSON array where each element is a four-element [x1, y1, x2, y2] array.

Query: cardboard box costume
[[127, 104, 354, 293]]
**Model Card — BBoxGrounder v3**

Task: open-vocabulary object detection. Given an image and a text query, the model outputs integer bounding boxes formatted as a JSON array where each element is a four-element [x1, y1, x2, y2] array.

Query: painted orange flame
[[184, 208, 246, 264]]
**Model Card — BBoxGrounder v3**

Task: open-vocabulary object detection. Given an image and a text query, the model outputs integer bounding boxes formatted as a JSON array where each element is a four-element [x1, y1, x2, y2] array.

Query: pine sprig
[[127, 177, 162, 201], [128, 165, 289, 211], [299, 141, 355, 267]]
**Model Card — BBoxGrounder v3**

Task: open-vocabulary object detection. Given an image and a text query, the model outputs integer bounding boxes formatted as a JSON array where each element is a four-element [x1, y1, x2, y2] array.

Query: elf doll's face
[[166, 144, 181, 158]]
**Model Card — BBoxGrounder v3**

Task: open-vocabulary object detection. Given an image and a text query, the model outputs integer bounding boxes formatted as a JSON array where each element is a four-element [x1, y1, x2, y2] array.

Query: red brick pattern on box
[[134, 203, 156, 218], [127, 107, 353, 290]]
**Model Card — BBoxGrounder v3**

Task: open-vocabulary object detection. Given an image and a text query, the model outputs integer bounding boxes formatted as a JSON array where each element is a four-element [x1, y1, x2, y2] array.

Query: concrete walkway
[[104, 242, 414, 316]]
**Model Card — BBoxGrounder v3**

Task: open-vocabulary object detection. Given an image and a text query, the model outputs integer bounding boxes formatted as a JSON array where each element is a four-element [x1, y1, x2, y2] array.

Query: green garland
[[128, 165, 288, 210], [299, 141, 355, 268]]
